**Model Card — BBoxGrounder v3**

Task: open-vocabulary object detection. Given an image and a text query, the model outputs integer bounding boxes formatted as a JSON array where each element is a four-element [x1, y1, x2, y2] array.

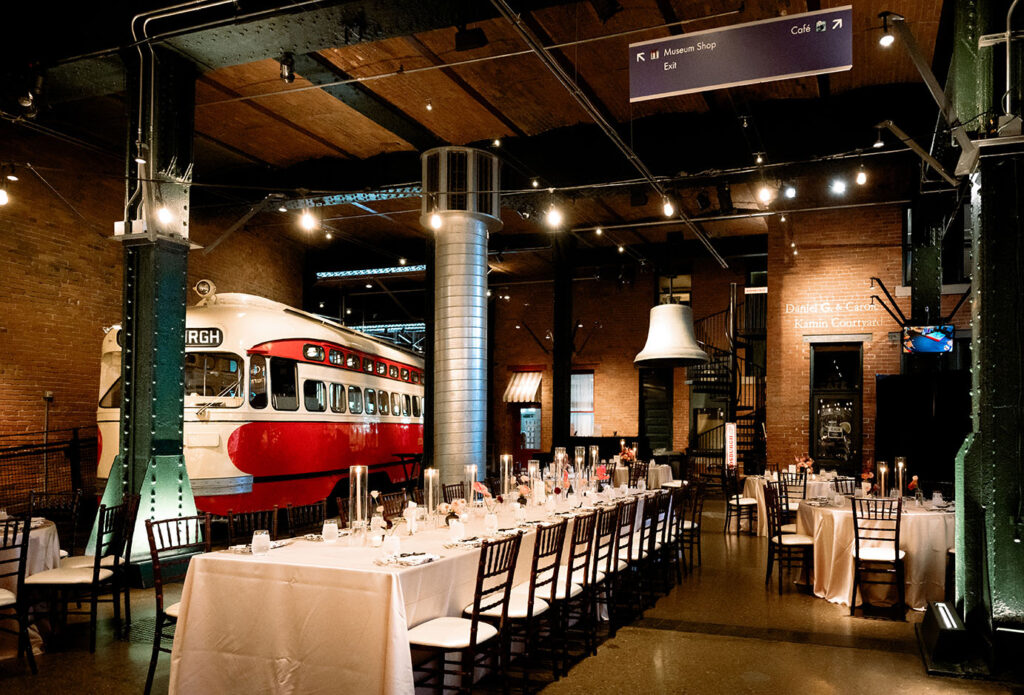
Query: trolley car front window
[[185, 352, 243, 406]]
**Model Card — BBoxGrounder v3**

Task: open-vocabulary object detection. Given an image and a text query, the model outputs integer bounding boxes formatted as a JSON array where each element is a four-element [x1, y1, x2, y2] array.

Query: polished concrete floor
[[0, 500, 1018, 694]]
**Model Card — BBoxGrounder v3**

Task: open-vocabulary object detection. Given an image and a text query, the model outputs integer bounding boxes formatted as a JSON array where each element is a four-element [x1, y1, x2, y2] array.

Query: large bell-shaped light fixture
[[634, 303, 708, 367]]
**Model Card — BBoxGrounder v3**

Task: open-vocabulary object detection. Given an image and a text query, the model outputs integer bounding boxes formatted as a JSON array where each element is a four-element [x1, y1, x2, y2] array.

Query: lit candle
[[349, 465, 369, 524], [879, 464, 887, 498], [589, 445, 600, 483], [464, 464, 478, 503], [499, 454, 513, 497], [424, 468, 440, 515], [896, 460, 904, 498]]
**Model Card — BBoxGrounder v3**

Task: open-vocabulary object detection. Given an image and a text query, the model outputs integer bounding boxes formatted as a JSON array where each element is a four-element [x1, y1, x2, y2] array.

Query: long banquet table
[[0, 518, 60, 660], [169, 494, 648, 695], [795, 499, 954, 610]]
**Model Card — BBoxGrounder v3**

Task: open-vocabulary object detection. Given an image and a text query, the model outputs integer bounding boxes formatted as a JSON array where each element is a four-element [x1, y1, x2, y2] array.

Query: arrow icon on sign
[[832, 18, 842, 29], [636, 53, 645, 63]]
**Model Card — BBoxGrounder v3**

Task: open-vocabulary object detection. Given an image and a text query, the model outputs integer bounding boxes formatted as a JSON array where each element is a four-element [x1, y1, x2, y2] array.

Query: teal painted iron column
[[96, 47, 197, 560]]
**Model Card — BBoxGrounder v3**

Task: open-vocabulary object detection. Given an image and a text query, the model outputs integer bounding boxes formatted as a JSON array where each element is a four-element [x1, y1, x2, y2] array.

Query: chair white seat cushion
[[24, 566, 113, 585], [615, 558, 629, 573], [0, 588, 15, 608], [466, 592, 548, 620], [787, 501, 801, 512], [780, 523, 797, 534], [60, 554, 124, 570], [59, 549, 68, 559], [729, 497, 757, 506], [630, 541, 650, 559], [771, 534, 814, 546], [408, 616, 498, 649], [854, 547, 906, 562], [165, 601, 181, 619], [682, 520, 698, 530], [569, 567, 606, 586]]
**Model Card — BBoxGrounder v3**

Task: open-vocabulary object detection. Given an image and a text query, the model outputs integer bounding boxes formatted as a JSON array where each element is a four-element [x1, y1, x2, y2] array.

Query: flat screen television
[[902, 325, 954, 353]]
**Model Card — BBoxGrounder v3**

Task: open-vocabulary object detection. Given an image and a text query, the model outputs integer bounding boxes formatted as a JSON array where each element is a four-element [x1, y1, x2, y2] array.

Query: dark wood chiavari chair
[[611, 496, 639, 633], [285, 500, 327, 537], [333, 496, 349, 528], [380, 490, 408, 525], [226, 506, 279, 545], [587, 505, 619, 649], [555, 510, 597, 669], [0, 513, 37, 673], [780, 471, 808, 509], [506, 519, 567, 689], [409, 533, 522, 693], [143, 514, 211, 695], [831, 476, 857, 496], [850, 497, 905, 618], [443, 482, 465, 504], [30, 490, 82, 559], [763, 485, 813, 594], [724, 472, 757, 535], [628, 460, 650, 488], [680, 482, 706, 571], [26, 495, 139, 652], [665, 485, 688, 583], [767, 481, 798, 534]]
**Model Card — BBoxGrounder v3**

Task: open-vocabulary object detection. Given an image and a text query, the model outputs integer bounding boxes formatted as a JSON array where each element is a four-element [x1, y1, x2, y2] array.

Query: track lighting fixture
[[662, 196, 674, 217], [873, 129, 885, 148], [879, 14, 895, 47], [280, 53, 296, 83], [545, 204, 563, 228], [300, 210, 317, 230]]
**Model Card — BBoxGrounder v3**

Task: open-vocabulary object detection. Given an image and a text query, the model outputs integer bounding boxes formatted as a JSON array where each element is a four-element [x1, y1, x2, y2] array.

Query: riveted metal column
[[421, 148, 502, 485], [97, 47, 197, 562]]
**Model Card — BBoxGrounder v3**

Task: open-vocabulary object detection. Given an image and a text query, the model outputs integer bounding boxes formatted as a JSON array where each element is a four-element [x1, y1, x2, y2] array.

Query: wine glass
[[251, 529, 271, 556], [322, 520, 339, 543]]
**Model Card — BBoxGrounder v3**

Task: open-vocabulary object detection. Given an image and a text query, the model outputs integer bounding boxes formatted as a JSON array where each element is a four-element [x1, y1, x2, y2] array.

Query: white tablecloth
[[170, 493, 649, 695], [612, 464, 673, 490], [741, 477, 834, 536], [795, 501, 954, 610], [0, 519, 60, 660]]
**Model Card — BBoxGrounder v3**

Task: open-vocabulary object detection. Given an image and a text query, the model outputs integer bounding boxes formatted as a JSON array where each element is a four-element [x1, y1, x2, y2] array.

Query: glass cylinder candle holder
[[349, 465, 369, 525], [424, 468, 441, 515], [574, 446, 585, 473], [528, 460, 540, 487], [554, 447, 568, 486], [589, 444, 600, 471], [877, 462, 888, 497], [465, 464, 479, 504], [895, 457, 906, 498], [499, 454, 513, 497]]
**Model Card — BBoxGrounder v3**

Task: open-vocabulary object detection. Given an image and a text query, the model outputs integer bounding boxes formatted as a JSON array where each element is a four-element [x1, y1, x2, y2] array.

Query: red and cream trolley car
[[96, 288, 424, 515]]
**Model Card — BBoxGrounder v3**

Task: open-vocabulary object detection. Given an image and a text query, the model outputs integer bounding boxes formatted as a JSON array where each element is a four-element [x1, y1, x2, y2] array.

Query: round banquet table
[[741, 476, 834, 536], [612, 464, 674, 490], [0, 518, 60, 660], [795, 500, 954, 610]]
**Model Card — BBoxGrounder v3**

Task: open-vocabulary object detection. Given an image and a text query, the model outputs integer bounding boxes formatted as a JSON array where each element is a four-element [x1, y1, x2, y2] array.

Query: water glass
[[382, 534, 401, 556], [251, 530, 271, 556], [484, 513, 499, 536], [932, 491, 944, 505], [322, 520, 339, 543]]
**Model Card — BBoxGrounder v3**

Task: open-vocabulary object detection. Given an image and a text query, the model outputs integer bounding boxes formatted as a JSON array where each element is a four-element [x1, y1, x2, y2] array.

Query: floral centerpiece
[[437, 502, 457, 525], [795, 454, 814, 472], [595, 464, 609, 492], [620, 446, 636, 465], [516, 484, 531, 506]]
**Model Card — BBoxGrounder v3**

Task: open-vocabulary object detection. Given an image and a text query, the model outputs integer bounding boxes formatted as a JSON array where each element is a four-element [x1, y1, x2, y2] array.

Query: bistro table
[[741, 476, 834, 536], [169, 491, 648, 695], [0, 518, 60, 660], [795, 499, 954, 610]]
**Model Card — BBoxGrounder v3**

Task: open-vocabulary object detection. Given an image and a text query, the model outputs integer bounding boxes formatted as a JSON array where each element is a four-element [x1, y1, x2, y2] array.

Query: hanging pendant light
[[634, 304, 708, 367]]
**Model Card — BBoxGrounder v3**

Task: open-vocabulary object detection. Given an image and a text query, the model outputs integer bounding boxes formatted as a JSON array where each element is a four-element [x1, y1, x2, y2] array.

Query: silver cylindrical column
[[421, 147, 502, 485]]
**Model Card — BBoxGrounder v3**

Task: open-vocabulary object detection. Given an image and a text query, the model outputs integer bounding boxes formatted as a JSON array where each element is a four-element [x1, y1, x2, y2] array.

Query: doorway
[[809, 342, 862, 473], [639, 368, 673, 453]]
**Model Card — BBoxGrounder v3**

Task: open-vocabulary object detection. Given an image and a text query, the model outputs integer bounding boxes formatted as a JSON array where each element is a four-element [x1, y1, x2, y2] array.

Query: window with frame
[[364, 388, 376, 414], [249, 355, 267, 409], [363, 358, 374, 373], [303, 344, 325, 361], [411, 372, 420, 384], [376, 361, 387, 376], [570, 371, 595, 436], [348, 386, 363, 414], [378, 390, 390, 415], [401, 368, 409, 381], [389, 365, 399, 379], [412, 396, 421, 418], [403, 394, 411, 416], [391, 392, 401, 415], [329, 383, 346, 413], [304, 380, 326, 412], [329, 349, 344, 366], [346, 354, 359, 370], [270, 357, 299, 411]]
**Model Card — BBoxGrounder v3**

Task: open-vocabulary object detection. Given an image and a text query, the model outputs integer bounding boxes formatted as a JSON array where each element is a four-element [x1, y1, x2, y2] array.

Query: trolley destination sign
[[629, 6, 853, 103]]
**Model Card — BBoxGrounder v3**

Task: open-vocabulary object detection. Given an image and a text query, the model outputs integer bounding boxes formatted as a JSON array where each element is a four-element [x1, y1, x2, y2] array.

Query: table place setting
[[224, 539, 293, 554], [372, 552, 441, 567]]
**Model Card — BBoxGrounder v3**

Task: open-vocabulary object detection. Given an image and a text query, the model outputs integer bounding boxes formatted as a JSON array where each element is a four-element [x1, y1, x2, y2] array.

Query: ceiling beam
[[292, 52, 441, 151], [197, 75, 356, 159]]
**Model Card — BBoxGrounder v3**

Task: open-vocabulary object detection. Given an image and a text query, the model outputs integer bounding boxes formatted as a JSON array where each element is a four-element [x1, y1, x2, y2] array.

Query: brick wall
[[766, 206, 908, 472], [0, 125, 304, 437], [492, 274, 687, 457]]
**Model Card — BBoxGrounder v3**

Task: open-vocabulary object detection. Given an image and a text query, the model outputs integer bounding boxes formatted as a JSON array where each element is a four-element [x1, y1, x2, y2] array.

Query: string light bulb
[[757, 186, 773, 204], [325, 231, 333, 240], [830, 179, 847, 195], [0, 187, 8, 206], [618, 245, 625, 253], [545, 204, 563, 228], [531, 178, 539, 188], [662, 197, 675, 217], [755, 153, 764, 164], [300, 210, 317, 230], [430, 211, 442, 230], [784, 185, 797, 199], [595, 227, 603, 236], [856, 165, 867, 185], [425, 99, 433, 111], [492, 138, 501, 147], [780, 214, 787, 222], [399, 257, 407, 265]]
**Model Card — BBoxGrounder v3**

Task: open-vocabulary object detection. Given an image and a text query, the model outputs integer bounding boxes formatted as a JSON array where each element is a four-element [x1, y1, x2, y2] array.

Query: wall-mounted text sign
[[629, 6, 852, 102]]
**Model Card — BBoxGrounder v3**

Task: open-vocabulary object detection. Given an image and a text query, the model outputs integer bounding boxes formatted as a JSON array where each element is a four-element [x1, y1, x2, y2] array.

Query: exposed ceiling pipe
[[490, 0, 728, 269]]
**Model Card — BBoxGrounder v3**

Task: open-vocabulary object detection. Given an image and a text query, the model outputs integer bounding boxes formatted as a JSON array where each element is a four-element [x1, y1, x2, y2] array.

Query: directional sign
[[629, 6, 852, 103]]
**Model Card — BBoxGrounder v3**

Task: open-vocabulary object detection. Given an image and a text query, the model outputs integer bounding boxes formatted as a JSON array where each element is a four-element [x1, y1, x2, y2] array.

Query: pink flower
[[451, 498, 468, 515], [595, 464, 609, 481], [908, 475, 919, 491], [437, 502, 451, 515], [472, 481, 492, 497], [517, 484, 531, 497]]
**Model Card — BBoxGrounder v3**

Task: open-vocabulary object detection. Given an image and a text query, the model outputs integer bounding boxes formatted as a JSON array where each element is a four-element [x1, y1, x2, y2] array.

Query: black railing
[[0, 427, 97, 513]]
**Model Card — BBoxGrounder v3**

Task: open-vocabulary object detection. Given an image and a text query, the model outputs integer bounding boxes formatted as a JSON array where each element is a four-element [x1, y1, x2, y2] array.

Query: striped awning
[[503, 371, 542, 403]]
